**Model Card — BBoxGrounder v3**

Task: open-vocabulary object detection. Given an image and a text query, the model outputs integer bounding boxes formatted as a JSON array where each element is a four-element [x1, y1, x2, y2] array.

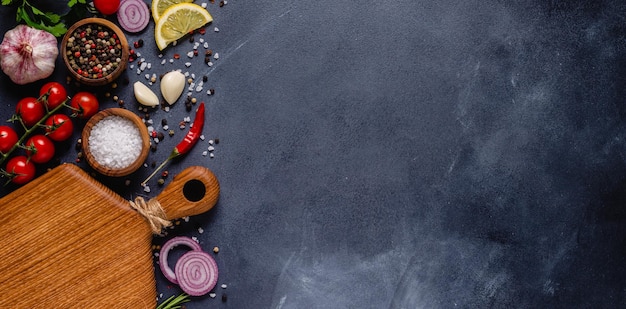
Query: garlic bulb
[[0, 25, 58, 85]]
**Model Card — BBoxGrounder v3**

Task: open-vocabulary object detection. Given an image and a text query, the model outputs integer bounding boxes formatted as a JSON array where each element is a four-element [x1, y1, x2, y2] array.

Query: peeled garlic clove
[[160, 70, 186, 105], [134, 81, 159, 107]]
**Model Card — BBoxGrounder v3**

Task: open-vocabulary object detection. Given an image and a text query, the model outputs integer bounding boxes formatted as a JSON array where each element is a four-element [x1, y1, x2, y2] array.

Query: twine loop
[[129, 196, 171, 234]]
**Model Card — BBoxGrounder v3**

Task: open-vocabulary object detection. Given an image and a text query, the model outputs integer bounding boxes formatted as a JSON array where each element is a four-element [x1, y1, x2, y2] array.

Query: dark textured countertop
[[1, 1, 625, 308]]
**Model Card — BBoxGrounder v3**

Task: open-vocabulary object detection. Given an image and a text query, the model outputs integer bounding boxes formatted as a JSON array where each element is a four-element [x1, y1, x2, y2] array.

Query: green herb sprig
[[156, 293, 191, 309], [1, 0, 89, 37]]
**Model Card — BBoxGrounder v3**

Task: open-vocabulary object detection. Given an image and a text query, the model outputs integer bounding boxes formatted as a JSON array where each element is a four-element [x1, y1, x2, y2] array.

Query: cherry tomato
[[45, 114, 74, 142], [93, 0, 120, 15], [16, 97, 45, 128], [5, 155, 36, 185], [39, 82, 68, 109], [70, 92, 99, 119], [0, 126, 18, 153], [25, 135, 55, 164]]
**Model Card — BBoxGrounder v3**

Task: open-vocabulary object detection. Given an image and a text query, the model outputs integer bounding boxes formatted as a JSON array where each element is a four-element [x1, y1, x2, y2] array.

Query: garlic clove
[[160, 70, 186, 105], [133, 81, 159, 107]]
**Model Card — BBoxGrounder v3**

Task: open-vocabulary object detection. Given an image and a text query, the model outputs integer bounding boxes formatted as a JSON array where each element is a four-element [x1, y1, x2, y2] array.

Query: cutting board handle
[[156, 166, 220, 220]]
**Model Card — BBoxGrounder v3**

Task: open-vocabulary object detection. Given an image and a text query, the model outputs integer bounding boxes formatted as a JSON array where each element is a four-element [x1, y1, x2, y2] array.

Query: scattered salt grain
[[213, 53, 219, 60], [214, 27, 219, 32], [221, 284, 227, 289], [209, 293, 216, 298], [202, 151, 208, 156], [169, 59, 174, 63], [183, 216, 190, 222], [144, 185, 151, 193], [208, 139, 214, 145], [140, 62, 147, 71], [161, 59, 166, 65], [203, 42, 209, 49], [201, 2, 207, 8], [198, 227, 204, 233], [210, 153, 214, 158], [208, 146, 215, 152], [185, 62, 192, 67], [207, 61, 213, 67], [187, 51, 194, 58], [200, 135, 205, 140], [88, 116, 143, 169]]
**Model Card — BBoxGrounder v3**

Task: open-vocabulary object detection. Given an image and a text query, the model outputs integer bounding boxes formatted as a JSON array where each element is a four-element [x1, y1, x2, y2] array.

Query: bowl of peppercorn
[[61, 18, 129, 86]]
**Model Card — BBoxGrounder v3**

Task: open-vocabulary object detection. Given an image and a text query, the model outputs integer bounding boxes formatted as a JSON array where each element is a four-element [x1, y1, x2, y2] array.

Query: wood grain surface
[[0, 164, 219, 308]]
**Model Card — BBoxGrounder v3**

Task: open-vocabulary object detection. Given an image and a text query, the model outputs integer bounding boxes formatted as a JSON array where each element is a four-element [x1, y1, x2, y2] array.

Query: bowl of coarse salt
[[82, 108, 149, 177]]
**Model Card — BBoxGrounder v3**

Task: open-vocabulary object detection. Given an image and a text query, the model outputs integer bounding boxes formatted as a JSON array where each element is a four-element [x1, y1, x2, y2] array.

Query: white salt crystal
[[187, 51, 194, 58], [213, 53, 219, 60], [201, 2, 207, 8], [88, 116, 142, 169]]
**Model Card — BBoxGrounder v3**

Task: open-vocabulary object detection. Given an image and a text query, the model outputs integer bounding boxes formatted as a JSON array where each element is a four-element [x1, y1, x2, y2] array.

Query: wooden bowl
[[61, 18, 129, 86], [82, 108, 150, 177]]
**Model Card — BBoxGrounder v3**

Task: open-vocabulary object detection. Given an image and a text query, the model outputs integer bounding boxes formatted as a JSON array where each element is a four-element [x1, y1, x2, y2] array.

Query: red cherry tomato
[[5, 155, 36, 185], [93, 0, 120, 15], [45, 114, 74, 142], [0, 126, 18, 153], [70, 92, 99, 119], [16, 97, 45, 128], [25, 135, 55, 164], [39, 82, 68, 109]]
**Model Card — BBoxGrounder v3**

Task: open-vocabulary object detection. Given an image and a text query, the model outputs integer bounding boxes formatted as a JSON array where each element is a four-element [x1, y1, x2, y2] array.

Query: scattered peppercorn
[[161, 119, 168, 126], [157, 132, 165, 140], [162, 170, 169, 178], [150, 144, 157, 152], [214, 138, 219, 144], [203, 75, 208, 82], [221, 294, 227, 302], [157, 178, 165, 185], [118, 99, 125, 107], [213, 246, 219, 253]]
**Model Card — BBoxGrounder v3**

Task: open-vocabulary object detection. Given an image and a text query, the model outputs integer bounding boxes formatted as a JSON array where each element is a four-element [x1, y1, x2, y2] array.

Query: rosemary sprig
[[156, 293, 191, 309]]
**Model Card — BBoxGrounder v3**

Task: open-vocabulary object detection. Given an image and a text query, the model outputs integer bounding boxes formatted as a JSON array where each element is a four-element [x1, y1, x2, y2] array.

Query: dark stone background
[[1, 0, 626, 308]]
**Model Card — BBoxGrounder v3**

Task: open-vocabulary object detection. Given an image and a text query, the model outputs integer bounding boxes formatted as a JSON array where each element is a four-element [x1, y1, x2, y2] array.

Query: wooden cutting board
[[0, 163, 219, 308]]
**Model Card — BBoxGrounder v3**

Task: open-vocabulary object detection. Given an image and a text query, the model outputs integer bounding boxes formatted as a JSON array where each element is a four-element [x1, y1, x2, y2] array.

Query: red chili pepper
[[141, 103, 205, 186], [174, 103, 204, 156]]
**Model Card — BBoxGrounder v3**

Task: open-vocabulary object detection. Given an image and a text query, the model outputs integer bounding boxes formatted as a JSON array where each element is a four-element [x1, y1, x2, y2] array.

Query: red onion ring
[[116, 0, 150, 33], [159, 236, 202, 284], [175, 250, 219, 296]]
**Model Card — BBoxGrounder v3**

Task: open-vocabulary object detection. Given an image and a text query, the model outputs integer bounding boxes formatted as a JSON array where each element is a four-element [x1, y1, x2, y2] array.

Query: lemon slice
[[151, 0, 193, 21], [155, 3, 213, 50]]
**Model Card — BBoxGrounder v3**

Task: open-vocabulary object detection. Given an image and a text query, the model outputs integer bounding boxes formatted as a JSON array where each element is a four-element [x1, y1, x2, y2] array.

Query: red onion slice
[[159, 236, 202, 284], [117, 0, 150, 33], [175, 250, 219, 296]]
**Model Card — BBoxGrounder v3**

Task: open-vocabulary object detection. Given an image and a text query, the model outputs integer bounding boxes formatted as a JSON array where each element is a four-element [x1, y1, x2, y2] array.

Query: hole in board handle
[[183, 179, 206, 202]]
